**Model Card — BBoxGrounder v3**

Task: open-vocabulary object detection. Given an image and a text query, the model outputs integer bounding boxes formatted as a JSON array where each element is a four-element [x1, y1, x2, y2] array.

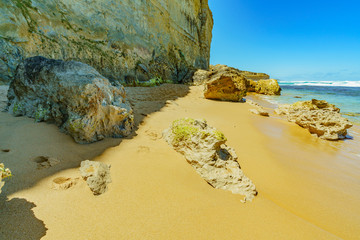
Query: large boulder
[[276, 99, 353, 140], [255, 79, 281, 95], [7, 56, 134, 143], [163, 118, 257, 202], [204, 65, 248, 101], [80, 160, 112, 195], [194, 64, 279, 97]]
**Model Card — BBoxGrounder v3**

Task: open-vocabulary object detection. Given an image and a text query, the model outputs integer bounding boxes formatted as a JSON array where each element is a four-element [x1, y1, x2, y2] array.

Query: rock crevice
[[0, 0, 213, 84]]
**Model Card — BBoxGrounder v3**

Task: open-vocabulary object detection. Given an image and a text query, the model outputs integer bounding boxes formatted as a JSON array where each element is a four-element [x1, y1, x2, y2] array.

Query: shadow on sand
[[0, 197, 47, 240], [0, 84, 190, 196]]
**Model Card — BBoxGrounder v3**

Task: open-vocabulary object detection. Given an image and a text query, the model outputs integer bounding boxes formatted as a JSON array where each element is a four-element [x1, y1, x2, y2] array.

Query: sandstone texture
[[255, 79, 281, 95], [7, 56, 134, 143], [163, 118, 257, 202], [0, 0, 213, 84], [0, 163, 11, 194], [203, 65, 248, 101], [80, 160, 111, 195], [240, 71, 270, 81], [192, 69, 210, 86], [194, 64, 280, 98], [276, 99, 353, 140]]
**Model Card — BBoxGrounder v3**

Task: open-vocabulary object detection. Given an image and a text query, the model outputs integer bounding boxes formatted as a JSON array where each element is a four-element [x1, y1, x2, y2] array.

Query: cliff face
[[0, 0, 213, 84]]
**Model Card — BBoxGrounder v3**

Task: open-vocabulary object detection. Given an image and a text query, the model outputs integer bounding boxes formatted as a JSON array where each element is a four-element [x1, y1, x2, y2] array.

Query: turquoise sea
[[261, 80, 360, 124]]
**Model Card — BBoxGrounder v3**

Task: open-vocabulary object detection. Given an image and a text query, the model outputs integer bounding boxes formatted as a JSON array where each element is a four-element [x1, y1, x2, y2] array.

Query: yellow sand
[[0, 84, 359, 239]]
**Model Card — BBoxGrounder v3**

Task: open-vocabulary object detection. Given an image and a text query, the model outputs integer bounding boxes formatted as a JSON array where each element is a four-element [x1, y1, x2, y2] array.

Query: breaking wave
[[279, 80, 360, 87]]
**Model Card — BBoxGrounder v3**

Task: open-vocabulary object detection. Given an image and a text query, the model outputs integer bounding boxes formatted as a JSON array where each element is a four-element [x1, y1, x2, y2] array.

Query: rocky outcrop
[[7, 56, 134, 143], [276, 99, 340, 112], [0, 0, 213, 84], [276, 99, 353, 140], [0, 39, 23, 85], [163, 118, 257, 202], [255, 79, 281, 95], [0, 163, 11, 194], [193, 64, 280, 97], [203, 65, 248, 101], [240, 71, 270, 81], [80, 160, 111, 195]]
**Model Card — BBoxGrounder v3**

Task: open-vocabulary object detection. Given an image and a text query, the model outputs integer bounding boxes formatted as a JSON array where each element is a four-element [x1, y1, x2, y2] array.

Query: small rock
[[1, 149, 10, 153], [79, 160, 111, 195]]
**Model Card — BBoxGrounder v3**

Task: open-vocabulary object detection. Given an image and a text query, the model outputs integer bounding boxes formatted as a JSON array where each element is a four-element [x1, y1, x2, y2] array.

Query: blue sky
[[209, 0, 360, 81]]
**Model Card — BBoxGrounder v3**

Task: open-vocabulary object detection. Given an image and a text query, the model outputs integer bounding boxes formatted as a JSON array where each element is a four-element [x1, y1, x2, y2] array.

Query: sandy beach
[[1, 84, 360, 239]]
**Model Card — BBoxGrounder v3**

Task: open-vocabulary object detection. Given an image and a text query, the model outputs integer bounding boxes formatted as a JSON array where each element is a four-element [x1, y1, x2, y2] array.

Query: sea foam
[[279, 80, 360, 87]]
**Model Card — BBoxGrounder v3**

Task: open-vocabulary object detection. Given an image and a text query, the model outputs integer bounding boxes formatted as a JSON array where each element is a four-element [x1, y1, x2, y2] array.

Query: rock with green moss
[[163, 118, 257, 202], [134, 77, 173, 87], [0, 163, 11, 194], [7, 56, 134, 143]]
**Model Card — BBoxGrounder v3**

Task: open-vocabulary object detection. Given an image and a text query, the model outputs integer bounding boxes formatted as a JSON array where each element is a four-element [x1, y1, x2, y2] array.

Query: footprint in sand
[[52, 177, 79, 190], [32, 156, 60, 169], [145, 129, 161, 141], [137, 145, 150, 154]]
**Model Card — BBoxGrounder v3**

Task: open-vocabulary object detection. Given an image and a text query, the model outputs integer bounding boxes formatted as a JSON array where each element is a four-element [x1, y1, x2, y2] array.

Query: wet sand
[[1, 84, 359, 239]]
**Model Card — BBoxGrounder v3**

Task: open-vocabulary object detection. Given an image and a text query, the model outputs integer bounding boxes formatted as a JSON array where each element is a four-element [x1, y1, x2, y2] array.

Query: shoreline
[[246, 92, 360, 160], [0, 84, 360, 239]]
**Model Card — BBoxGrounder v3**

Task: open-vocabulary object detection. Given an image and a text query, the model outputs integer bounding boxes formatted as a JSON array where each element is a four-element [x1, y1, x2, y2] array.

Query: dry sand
[[0, 84, 360, 239]]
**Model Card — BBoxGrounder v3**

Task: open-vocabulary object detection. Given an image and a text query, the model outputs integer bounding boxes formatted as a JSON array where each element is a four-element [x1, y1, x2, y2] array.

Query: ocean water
[[261, 80, 360, 124]]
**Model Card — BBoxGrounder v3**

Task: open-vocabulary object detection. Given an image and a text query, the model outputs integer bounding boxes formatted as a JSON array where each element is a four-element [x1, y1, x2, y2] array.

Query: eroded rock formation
[[276, 99, 353, 140], [80, 160, 111, 195], [194, 64, 280, 99], [255, 79, 281, 95], [7, 56, 134, 143], [163, 118, 257, 202], [0, 0, 213, 84], [203, 65, 248, 101]]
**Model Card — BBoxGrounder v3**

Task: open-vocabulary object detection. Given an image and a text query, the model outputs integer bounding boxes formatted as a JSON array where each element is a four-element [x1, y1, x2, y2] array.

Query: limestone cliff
[[0, 0, 213, 84]]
